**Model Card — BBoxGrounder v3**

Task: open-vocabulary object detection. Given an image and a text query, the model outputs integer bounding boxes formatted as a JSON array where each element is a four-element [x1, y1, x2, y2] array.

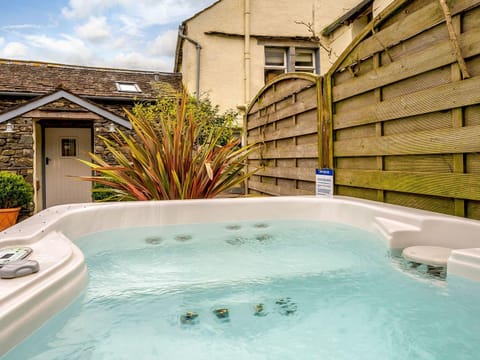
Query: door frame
[[41, 120, 94, 209]]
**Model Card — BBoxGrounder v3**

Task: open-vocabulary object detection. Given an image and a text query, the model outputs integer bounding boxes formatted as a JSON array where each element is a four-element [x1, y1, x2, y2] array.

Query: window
[[264, 47, 287, 83], [115, 82, 142, 93], [61, 138, 77, 157], [295, 49, 315, 73], [264, 46, 318, 84]]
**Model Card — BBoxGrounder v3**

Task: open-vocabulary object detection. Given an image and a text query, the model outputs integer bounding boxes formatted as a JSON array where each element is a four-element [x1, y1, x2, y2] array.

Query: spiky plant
[[80, 91, 257, 201]]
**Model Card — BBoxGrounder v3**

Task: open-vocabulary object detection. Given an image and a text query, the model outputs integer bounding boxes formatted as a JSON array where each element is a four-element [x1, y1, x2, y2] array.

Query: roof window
[[115, 82, 142, 93]]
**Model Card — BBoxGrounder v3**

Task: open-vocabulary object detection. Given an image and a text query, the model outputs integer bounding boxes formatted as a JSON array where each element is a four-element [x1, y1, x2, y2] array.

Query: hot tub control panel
[[0, 247, 40, 279], [0, 259, 40, 279], [0, 247, 32, 267]]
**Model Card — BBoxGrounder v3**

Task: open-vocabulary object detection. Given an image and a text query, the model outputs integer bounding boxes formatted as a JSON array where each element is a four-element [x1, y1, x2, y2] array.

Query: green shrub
[[91, 182, 119, 202], [0, 172, 33, 209], [135, 94, 239, 146]]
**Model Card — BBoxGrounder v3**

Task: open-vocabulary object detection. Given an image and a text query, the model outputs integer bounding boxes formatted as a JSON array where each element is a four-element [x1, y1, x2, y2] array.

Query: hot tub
[[1, 196, 480, 358]]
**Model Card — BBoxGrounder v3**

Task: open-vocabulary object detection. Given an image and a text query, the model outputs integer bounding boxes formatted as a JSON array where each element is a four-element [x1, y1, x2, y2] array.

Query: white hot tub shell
[[1, 196, 480, 356]]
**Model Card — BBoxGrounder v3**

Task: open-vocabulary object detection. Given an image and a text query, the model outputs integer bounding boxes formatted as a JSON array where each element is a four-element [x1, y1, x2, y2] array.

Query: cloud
[[148, 29, 177, 56], [2, 0, 217, 70], [2, 42, 29, 58], [63, 0, 216, 26], [1, 24, 43, 30], [113, 51, 171, 71], [62, 0, 120, 19], [117, 14, 144, 37], [75, 16, 111, 43], [24, 34, 93, 64], [127, 0, 205, 26], [3, 30, 173, 71], [127, 0, 217, 27]]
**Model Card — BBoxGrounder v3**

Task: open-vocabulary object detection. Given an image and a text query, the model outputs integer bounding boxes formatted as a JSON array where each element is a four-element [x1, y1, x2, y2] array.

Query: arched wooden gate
[[245, 73, 323, 196]]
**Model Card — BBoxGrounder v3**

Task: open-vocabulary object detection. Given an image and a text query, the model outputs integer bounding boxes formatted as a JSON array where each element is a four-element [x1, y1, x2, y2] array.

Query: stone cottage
[[0, 59, 182, 212]]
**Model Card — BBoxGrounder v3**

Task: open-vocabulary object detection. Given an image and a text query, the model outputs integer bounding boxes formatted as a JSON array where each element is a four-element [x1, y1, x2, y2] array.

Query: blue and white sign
[[315, 168, 334, 197]]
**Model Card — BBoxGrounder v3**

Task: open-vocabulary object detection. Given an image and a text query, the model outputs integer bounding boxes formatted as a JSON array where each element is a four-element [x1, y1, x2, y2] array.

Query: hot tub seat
[[402, 245, 452, 267]]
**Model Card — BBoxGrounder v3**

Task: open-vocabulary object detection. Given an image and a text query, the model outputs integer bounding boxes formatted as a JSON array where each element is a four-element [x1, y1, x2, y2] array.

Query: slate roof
[[321, 0, 373, 36], [0, 59, 182, 100]]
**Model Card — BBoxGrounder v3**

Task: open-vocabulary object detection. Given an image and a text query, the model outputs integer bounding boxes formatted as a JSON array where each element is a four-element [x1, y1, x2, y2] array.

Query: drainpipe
[[244, 0, 251, 106], [242, 0, 252, 195], [178, 25, 202, 100]]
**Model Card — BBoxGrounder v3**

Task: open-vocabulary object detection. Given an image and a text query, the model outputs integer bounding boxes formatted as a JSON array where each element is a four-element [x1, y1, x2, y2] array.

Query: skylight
[[115, 82, 141, 93]]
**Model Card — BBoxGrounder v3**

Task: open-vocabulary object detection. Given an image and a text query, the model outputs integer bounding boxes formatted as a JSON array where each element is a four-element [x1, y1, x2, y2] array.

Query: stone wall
[[0, 117, 35, 218], [0, 117, 34, 182], [0, 97, 29, 112], [0, 95, 36, 187], [0, 96, 136, 215], [93, 117, 135, 164]]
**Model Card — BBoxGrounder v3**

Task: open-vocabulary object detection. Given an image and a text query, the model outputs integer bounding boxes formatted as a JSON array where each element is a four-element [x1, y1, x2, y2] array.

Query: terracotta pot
[[0, 207, 21, 231]]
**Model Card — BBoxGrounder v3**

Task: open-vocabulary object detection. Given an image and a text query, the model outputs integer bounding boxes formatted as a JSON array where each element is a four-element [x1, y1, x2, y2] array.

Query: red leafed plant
[[80, 91, 258, 201]]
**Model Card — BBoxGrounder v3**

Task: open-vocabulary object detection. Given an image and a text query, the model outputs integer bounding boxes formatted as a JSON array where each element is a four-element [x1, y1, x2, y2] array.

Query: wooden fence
[[246, 0, 480, 220], [327, 0, 480, 219], [245, 73, 321, 195]]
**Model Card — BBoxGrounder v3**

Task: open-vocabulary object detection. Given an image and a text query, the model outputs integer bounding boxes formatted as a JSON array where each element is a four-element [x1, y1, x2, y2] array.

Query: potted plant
[[0, 171, 33, 231]]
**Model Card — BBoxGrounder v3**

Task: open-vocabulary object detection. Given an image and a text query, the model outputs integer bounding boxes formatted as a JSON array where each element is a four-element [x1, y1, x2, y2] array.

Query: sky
[[0, 0, 217, 72]]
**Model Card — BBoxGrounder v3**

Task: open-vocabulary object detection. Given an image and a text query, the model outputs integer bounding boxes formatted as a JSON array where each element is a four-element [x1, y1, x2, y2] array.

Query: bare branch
[[294, 20, 331, 54]]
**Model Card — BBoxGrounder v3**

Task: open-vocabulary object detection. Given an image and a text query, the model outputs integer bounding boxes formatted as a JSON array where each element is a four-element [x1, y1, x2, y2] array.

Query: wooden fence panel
[[326, 0, 480, 219], [246, 73, 321, 196]]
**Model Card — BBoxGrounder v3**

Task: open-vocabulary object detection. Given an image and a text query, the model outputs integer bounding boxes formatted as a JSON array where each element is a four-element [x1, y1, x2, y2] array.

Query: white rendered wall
[[179, 0, 366, 114]]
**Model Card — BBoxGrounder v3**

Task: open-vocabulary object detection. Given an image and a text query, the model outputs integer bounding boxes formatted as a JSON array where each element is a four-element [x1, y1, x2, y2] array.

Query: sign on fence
[[315, 168, 334, 197]]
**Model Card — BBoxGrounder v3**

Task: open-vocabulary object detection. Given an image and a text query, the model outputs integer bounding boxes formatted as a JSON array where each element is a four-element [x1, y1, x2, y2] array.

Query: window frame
[[263, 45, 319, 84], [115, 82, 142, 93], [264, 47, 288, 83], [60, 137, 78, 158], [294, 48, 316, 73]]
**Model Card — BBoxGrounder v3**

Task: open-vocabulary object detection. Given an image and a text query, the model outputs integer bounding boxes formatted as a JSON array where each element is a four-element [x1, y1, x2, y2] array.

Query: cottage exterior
[[174, 0, 372, 115], [0, 59, 182, 212]]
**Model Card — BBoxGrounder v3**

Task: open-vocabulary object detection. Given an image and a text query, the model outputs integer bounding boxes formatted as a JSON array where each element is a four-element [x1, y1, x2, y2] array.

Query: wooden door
[[44, 128, 92, 207]]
